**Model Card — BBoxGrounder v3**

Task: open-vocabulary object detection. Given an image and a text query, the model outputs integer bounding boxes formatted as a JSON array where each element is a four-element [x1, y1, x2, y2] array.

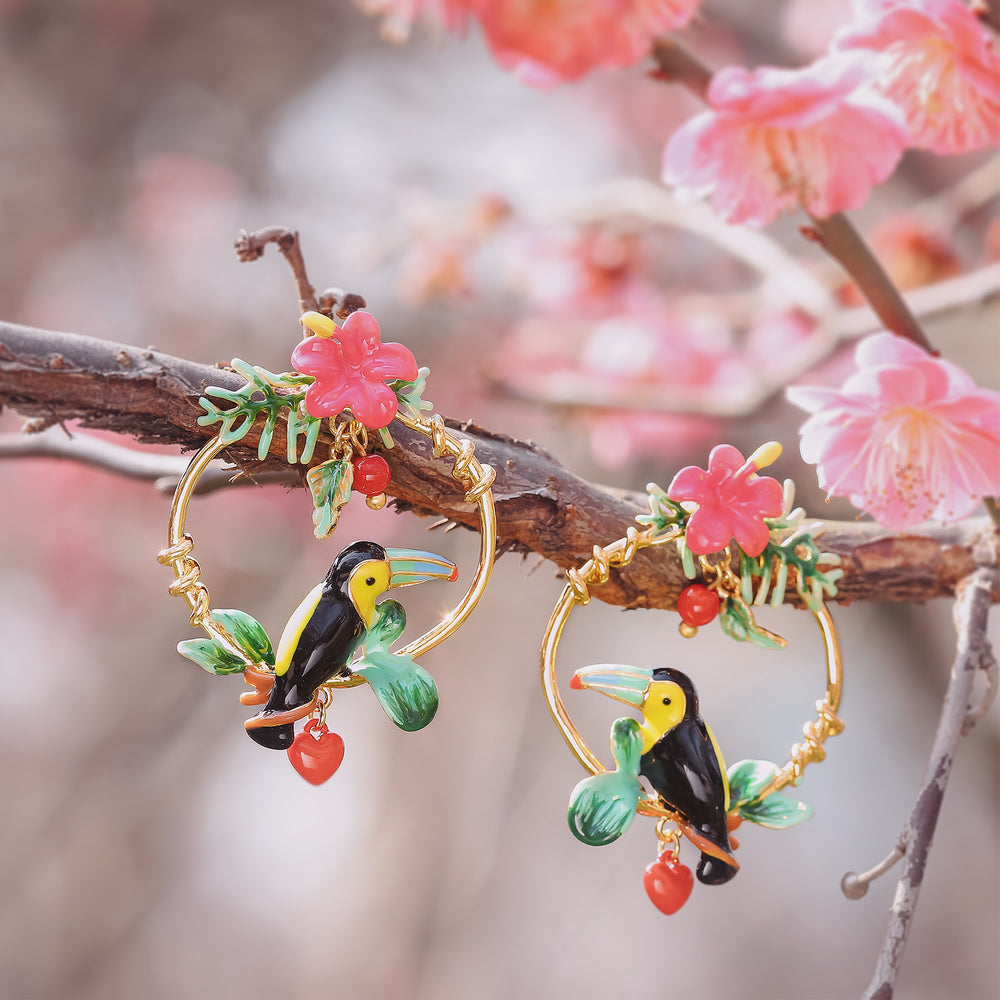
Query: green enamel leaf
[[210, 609, 274, 666], [177, 637, 246, 675], [719, 596, 749, 642], [364, 599, 407, 653], [196, 359, 320, 458], [739, 528, 843, 612], [306, 459, 354, 539], [391, 366, 433, 420], [719, 596, 786, 650], [609, 717, 643, 776], [286, 402, 322, 464], [567, 771, 641, 846], [635, 482, 689, 538], [739, 794, 813, 829], [355, 650, 439, 732], [727, 759, 779, 807]]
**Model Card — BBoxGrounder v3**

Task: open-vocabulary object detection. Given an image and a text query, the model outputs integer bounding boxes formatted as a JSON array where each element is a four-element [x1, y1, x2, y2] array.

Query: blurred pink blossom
[[836, 214, 962, 305], [668, 443, 785, 555], [662, 53, 909, 226], [587, 410, 721, 467], [354, 0, 469, 42], [833, 0, 1000, 154], [783, 0, 855, 58], [471, 0, 703, 87], [507, 228, 646, 316], [787, 332, 1000, 530]]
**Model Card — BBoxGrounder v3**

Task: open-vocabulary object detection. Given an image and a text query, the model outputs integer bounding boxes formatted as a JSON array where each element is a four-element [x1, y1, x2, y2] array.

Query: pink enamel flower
[[668, 443, 786, 556], [787, 332, 1000, 530], [834, 0, 1000, 154], [292, 311, 418, 428], [663, 52, 910, 227], [470, 0, 703, 87]]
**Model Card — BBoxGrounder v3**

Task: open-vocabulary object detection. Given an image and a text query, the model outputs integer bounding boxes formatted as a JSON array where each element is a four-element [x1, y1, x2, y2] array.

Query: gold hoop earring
[[158, 309, 496, 783], [540, 442, 843, 913]]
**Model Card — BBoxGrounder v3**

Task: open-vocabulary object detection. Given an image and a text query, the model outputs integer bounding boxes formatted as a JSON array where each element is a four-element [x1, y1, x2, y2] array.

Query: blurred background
[[0, 2, 997, 998]]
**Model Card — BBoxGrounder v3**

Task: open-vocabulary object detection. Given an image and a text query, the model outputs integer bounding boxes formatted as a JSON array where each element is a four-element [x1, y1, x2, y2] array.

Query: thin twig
[[0, 427, 298, 495], [649, 36, 713, 101], [841, 837, 908, 900], [908, 155, 1000, 233], [862, 565, 999, 999], [804, 214, 935, 353], [975, 0, 1000, 34], [560, 177, 836, 318], [234, 227, 321, 316], [492, 261, 1000, 418]]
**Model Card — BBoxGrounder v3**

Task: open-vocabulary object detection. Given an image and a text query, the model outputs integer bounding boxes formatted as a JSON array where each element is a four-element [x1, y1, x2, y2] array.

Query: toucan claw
[[240, 664, 275, 706]]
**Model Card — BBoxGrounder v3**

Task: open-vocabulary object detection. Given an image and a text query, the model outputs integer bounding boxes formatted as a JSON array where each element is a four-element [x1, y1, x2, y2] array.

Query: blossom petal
[[664, 52, 908, 227], [790, 329, 1000, 529]]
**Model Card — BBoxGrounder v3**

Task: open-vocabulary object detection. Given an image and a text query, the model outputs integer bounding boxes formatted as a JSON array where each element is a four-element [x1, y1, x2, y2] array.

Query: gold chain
[[158, 412, 497, 672], [540, 525, 843, 812]]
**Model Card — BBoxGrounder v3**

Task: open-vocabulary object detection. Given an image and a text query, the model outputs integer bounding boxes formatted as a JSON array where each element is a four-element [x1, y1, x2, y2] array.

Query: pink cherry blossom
[[291, 311, 418, 428], [668, 444, 785, 556], [353, 0, 469, 42], [662, 52, 910, 227], [833, 0, 1000, 154], [470, 0, 703, 87], [787, 332, 1000, 530]]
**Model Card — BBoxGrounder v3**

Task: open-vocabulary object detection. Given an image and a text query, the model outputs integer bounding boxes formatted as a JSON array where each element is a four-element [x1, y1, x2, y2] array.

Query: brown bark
[[2, 319, 997, 609]]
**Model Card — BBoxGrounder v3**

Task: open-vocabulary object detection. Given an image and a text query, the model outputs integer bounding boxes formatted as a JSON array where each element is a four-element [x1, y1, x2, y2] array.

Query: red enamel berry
[[352, 454, 391, 496], [643, 851, 694, 915], [677, 583, 720, 627]]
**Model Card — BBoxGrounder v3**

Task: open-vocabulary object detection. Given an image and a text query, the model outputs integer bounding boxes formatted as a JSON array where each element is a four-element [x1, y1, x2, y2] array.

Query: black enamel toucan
[[244, 540, 457, 750], [571, 664, 739, 885]]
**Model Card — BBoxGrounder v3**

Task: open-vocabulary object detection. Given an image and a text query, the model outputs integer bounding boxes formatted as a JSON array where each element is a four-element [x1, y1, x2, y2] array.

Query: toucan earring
[[540, 443, 843, 914], [158, 308, 496, 783]]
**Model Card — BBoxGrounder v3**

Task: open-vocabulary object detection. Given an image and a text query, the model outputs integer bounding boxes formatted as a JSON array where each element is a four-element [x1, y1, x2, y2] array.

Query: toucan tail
[[680, 820, 739, 885], [697, 854, 739, 885], [243, 683, 319, 751], [245, 723, 295, 750]]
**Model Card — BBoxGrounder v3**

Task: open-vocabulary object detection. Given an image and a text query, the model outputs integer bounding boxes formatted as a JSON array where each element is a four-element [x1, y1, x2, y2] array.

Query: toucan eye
[[366, 576, 376, 586], [662, 696, 672, 706]]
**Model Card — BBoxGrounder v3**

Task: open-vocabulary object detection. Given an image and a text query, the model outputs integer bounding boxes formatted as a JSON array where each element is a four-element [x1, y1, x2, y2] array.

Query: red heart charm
[[287, 720, 345, 785], [643, 851, 694, 915]]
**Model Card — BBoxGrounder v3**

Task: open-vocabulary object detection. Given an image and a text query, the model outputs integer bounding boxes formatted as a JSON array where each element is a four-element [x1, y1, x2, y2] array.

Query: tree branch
[[804, 214, 936, 353], [861, 566, 999, 999], [0, 427, 298, 495], [1, 320, 997, 609]]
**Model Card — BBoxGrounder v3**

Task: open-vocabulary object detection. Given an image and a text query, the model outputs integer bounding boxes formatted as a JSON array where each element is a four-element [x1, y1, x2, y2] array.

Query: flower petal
[[363, 340, 419, 382], [727, 507, 773, 557], [685, 504, 737, 555], [667, 464, 711, 502]]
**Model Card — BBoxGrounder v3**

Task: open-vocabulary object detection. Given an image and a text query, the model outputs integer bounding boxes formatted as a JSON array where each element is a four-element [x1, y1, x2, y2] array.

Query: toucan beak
[[385, 548, 459, 587], [569, 664, 653, 708]]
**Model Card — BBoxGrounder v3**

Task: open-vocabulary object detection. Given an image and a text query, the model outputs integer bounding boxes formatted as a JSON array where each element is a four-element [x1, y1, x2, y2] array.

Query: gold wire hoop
[[540, 526, 843, 817], [158, 411, 497, 682]]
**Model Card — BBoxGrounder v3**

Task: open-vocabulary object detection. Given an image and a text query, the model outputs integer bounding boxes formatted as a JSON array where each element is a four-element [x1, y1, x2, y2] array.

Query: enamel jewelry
[[158, 309, 496, 783], [540, 443, 844, 913]]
